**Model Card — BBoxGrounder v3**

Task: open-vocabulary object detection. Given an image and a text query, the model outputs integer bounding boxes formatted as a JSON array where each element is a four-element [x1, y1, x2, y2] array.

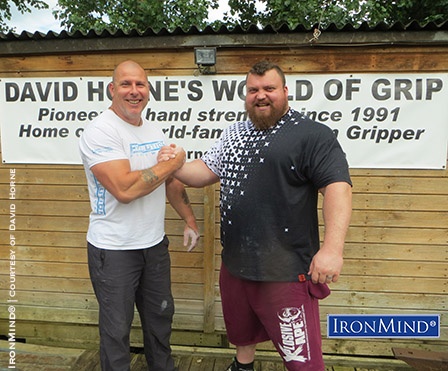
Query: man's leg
[[135, 237, 176, 371], [235, 344, 257, 363], [225, 345, 256, 371], [88, 243, 142, 371], [220, 263, 269, 371]]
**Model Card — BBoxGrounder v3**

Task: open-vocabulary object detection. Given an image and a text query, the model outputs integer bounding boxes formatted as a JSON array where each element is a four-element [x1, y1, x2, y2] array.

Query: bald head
[[113, 60, 147, 83]]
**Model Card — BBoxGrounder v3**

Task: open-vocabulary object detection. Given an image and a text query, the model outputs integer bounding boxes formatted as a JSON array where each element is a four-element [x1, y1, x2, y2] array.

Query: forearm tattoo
[[141, 169, 159, 184], [181, 189, 191, 205]]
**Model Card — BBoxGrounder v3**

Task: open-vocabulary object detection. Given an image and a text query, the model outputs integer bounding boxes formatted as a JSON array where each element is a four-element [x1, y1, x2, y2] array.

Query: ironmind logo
[[327, 314, 440, 338]]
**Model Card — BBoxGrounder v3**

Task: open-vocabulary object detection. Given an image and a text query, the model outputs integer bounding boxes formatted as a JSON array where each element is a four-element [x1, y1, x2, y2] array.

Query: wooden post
[[202, 184, 217, 333]]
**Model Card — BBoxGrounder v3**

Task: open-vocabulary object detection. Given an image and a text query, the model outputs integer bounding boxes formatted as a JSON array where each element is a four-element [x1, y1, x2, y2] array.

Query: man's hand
[[309, 181, 351, 284], [158, 144, 182, 162], [308, 245, 343, 284], [184, 225, 200, 252]]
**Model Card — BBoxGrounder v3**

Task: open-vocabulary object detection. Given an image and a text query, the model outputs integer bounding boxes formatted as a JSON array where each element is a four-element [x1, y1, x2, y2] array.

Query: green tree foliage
[[53, 0, 219, 33], [224, 0, 448, 29], [2, 0, 446, 34], [378, 0, 448, 25], [0, 0, 48, 32]]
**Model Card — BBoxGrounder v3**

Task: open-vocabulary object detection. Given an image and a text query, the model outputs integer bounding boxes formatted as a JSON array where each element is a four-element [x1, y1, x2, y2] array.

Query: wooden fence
[[1, 36, 447, 361]]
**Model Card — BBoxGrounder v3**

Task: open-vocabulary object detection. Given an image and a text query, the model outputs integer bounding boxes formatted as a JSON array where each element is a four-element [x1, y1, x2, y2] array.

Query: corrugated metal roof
[[1, 21, 447, 56], [1, 20, 447, 41]]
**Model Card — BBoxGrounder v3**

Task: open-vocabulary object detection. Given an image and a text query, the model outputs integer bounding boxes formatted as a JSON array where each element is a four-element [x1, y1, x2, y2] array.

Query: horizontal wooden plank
[[351, 176, 448, 195], [0, 164, 82, 170], [351, 193, 448, 212], [4, 292, 98, 311], [0, 168, 87, 185], [342, 259, 447, 279], [344, 243, 447, 262], [0, 199, 90, 216], [323, 291, 446, 311], [0, 215, 89, 232], [1, 245, 87, 263], [0, 275, 92, 294], [345, 226, 447, 245], [0, 260, 90, 278], [333, 276, 446, 295], [1, 230, 88, 248], [349, 168, 448, 179], [350, 210, 448, 229], [4, 184, 89, 201], [198, 48, 428, 74], [2, 47, 447, 74], [0, 306, 84, 327], [0, 52, 194, 74]]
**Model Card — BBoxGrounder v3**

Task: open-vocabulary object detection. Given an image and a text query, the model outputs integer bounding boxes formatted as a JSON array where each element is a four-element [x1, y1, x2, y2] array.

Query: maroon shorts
[[219, 263, 330, 371]]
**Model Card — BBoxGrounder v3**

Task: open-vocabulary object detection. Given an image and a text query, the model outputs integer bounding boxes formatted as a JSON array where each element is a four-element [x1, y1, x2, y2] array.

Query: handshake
[[158, 144, 186, 171]]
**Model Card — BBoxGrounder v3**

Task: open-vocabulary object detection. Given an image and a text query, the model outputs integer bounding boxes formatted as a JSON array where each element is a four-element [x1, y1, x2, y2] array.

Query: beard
[[245, 100, 289, 130]]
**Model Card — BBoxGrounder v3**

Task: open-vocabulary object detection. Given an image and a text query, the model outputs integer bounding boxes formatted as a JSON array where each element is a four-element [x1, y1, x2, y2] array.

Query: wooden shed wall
[[1, 44, 447, 361]]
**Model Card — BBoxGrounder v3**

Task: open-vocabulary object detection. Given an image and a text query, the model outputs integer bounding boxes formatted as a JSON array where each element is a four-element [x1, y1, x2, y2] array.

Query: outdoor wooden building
[[0, 21, 447, 369]]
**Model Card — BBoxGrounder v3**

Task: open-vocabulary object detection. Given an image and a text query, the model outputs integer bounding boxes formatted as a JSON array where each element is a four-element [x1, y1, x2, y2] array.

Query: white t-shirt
[[79, 109, 166, 250]]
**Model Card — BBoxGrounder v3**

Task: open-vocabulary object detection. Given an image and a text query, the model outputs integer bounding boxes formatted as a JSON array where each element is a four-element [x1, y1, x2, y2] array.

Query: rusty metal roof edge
[[1, 21, 447, 56]]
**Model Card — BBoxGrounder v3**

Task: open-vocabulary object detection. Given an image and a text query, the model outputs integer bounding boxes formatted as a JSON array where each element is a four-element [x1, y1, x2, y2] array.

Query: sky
[[7, 0, 62, 33], [7, 0, 232, 33]]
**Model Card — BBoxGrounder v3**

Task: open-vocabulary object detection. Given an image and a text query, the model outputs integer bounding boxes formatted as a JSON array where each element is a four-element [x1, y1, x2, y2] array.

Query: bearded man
[[159, 60, 352, 371]]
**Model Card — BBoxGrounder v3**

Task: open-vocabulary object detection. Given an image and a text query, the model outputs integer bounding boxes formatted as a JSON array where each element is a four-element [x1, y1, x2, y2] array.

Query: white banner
[[1, 74, 447, 168]]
